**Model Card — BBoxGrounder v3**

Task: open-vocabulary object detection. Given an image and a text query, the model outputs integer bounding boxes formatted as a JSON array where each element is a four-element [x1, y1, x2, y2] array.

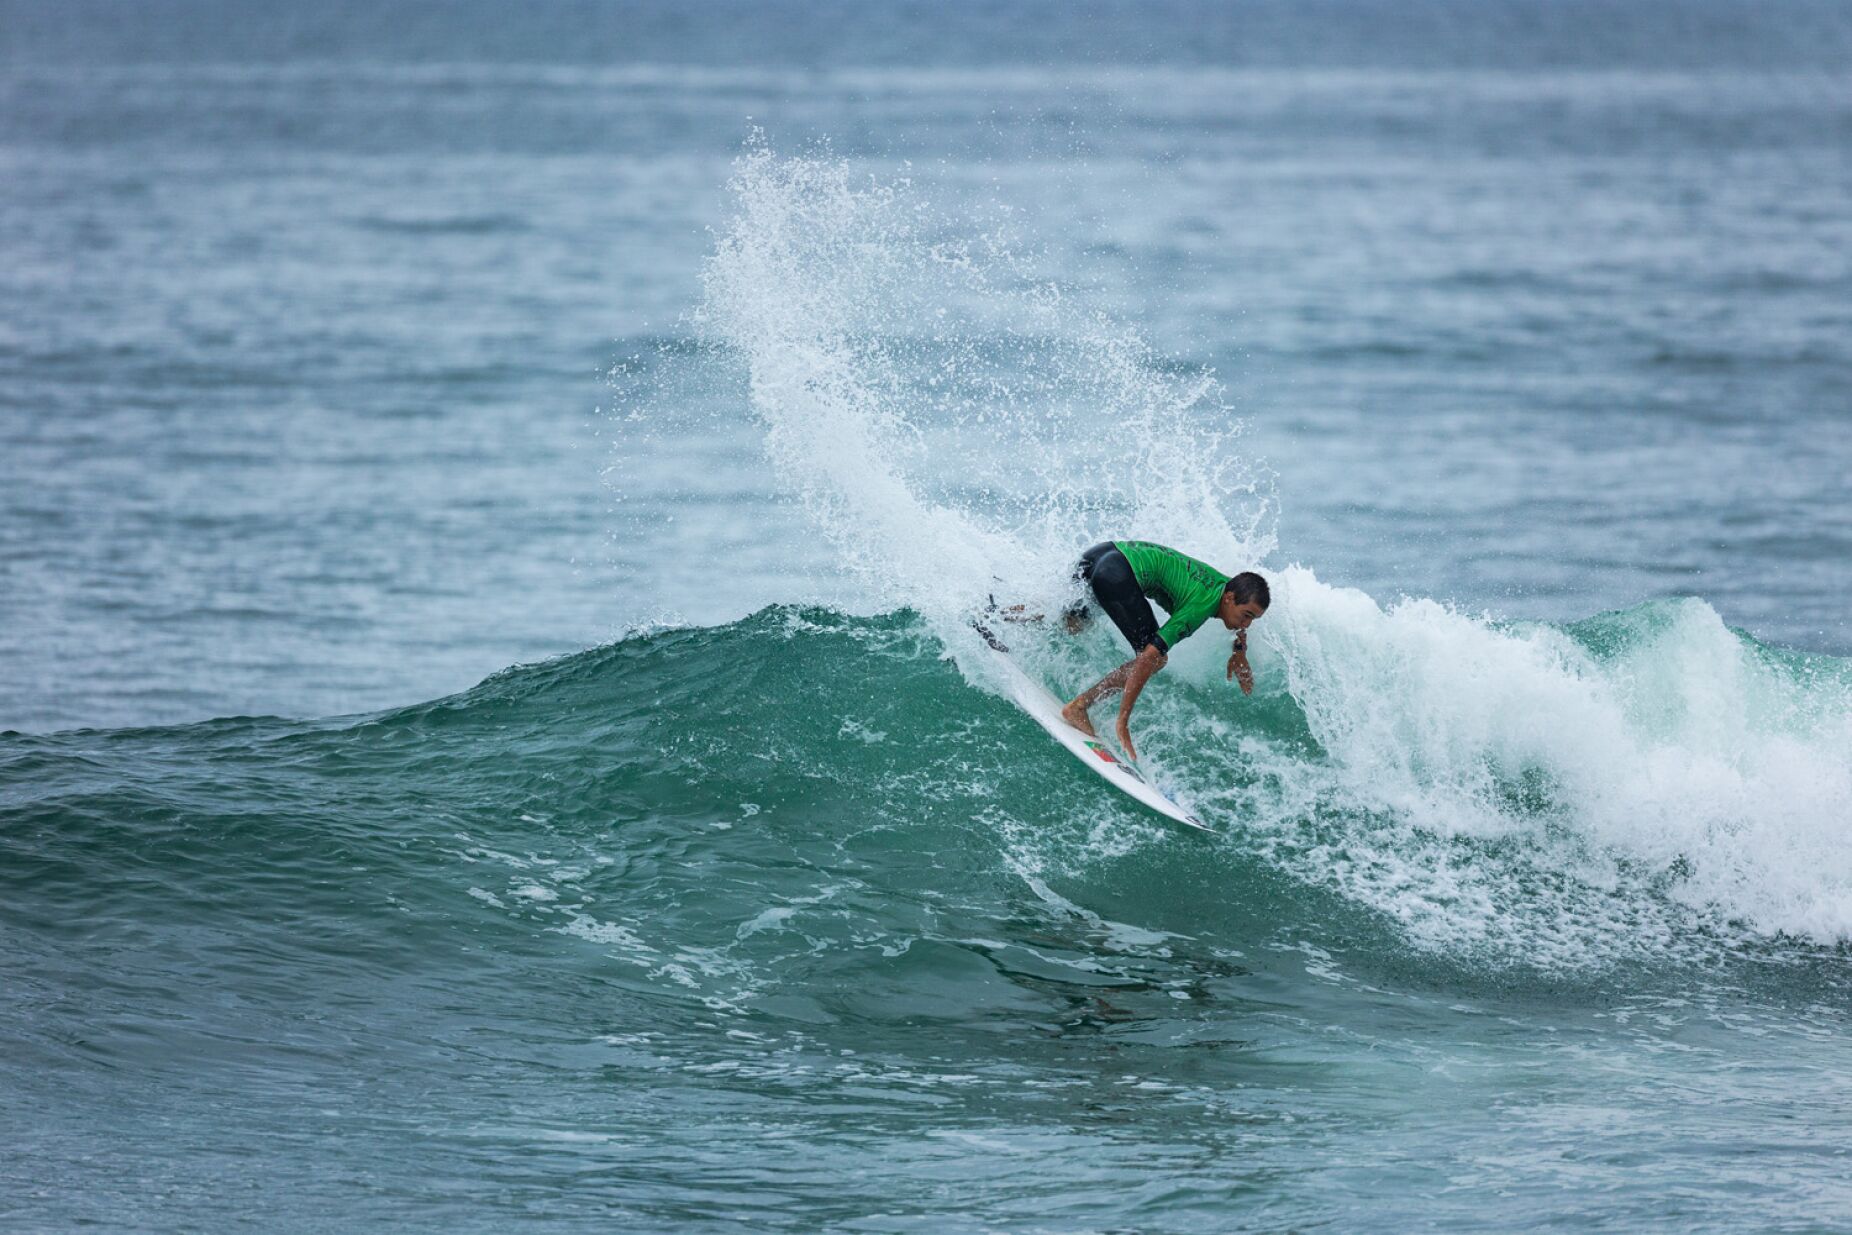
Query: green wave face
[[7, 601, 1849, 1001], [6, 603, 1852, 1229]]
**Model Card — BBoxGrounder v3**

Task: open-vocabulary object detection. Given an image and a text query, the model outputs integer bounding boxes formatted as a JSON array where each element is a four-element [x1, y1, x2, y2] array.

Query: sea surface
[[4, 2, 1852, 1231]]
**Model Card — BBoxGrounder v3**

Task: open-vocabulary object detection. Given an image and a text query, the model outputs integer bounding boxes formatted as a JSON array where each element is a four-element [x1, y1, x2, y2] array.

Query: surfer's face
[[1220, 597, 1267, 631]]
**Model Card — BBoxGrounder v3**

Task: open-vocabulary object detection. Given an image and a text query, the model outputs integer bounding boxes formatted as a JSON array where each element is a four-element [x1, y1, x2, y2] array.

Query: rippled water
[[4, 2, 1851, 1231], [7, 611, 1852, 1230]]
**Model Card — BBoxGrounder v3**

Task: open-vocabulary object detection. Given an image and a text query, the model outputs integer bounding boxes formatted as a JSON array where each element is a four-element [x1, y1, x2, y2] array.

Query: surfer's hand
[[1228, 650, 1253, 695], [1116, 716, 1137, 761]]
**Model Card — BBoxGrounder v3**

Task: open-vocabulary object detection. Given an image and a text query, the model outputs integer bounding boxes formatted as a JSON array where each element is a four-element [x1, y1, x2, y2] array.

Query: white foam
[[691, 143, 1852, 962], [695, 142, 1274, 634], [1259, 566, 1852, 954]]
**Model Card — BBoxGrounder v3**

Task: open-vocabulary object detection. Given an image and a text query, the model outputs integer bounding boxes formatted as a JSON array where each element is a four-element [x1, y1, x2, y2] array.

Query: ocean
[[3, 2, 1851, 1230]]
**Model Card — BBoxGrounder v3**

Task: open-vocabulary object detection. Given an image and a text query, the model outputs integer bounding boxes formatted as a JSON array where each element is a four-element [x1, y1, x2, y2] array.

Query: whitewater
[[7, 4, 1852, 1230], [667, 146, 1852, 962]]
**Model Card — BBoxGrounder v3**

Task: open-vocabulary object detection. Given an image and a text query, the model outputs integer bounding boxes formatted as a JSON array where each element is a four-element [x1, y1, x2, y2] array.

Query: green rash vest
[[1113, 540, 1229, 652]]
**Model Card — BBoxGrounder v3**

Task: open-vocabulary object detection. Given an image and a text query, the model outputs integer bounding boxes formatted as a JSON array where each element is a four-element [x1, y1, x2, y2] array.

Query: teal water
[[5, 607, 1851, 1230], [5, 1, 1852, 1230]]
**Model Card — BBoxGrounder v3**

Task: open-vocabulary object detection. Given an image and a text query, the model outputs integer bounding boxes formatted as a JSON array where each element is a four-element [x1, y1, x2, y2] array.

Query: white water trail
[[692, 143, 1852, 960], [696, 144, 1274, 633]]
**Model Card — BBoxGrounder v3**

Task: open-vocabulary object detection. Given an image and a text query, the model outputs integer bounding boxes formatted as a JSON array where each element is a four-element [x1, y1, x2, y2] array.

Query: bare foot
[[1061, 700, 1097, 736]]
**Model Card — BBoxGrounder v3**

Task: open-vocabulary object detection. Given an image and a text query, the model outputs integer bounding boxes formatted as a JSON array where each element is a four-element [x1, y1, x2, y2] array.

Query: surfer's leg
[[1060, 546, 1163, 733], [1084, 547, 1164, 655], [1061, 658, 1139, 735]]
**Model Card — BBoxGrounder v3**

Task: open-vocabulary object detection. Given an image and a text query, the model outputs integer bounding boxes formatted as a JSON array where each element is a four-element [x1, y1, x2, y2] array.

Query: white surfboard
[[973, 623, 1211, 832]]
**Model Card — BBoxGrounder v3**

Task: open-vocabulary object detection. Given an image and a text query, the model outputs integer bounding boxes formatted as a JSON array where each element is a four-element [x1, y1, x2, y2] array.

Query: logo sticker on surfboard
[[1085, 740, 1149, 783]]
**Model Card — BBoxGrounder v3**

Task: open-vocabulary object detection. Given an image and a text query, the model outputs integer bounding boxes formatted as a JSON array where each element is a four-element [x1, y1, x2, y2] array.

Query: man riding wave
[[1058, 541, 1269, 760]]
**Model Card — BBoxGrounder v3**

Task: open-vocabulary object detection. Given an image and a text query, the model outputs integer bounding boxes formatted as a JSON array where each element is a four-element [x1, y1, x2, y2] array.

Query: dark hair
[[1224, 571, 1270, 609]]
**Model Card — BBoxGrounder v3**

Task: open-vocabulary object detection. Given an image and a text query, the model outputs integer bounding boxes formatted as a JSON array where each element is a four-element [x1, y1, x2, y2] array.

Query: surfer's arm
[[1115, 643, 1167, 760]]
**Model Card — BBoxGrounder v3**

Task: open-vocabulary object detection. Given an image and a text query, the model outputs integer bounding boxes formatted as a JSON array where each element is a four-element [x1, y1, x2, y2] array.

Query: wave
[[4, 601, 1848, 1000], [13, 142, 1844, 1055], [611, 143, 1852, 972]]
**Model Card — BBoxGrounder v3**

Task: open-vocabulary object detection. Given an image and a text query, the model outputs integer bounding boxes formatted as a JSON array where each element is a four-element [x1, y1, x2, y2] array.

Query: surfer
[[1058, 541, 1269, 760]]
